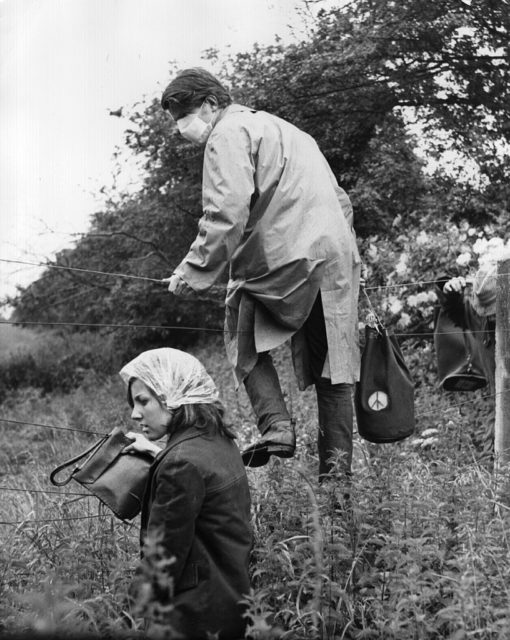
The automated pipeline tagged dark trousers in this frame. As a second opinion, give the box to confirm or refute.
[243,294,353,477]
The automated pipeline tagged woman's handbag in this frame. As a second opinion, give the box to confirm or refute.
[434,307,487,392]
[355,323,415,443]
[50,427,153,520]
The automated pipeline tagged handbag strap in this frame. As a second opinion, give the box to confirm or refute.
[50,435,109,486]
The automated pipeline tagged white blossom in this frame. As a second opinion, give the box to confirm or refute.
[416,231,429,245]
[395,253,408,276]
[407,291,436,307]
[389,297,403,314]
[415,292,430,305]
[420,437,439,449]
[421,428,439,438]
[473,238,488,255]
[367,243,378,261]
[397,312,411,328]
[456,252,471,267]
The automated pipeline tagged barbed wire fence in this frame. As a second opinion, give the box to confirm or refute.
[0,255,508,525]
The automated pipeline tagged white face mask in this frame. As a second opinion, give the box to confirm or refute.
[177,110,213,145]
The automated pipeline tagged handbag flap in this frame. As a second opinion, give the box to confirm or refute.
[74,428,130,483]
[84,453,152,519]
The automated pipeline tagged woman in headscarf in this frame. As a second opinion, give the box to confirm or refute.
[119,348,252,640]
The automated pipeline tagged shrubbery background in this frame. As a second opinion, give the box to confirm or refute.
[0,333,505,639]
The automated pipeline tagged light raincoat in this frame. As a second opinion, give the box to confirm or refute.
[174,105,361,388]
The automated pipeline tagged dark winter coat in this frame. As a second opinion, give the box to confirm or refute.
[140,424,252,640]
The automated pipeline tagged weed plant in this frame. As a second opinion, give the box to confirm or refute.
[0,336,506,639]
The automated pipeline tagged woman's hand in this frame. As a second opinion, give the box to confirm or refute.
[123,432,162,458]
[444,276,467,294]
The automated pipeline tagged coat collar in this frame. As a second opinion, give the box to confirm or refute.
[153,426,205,465]
[214,103,255,128]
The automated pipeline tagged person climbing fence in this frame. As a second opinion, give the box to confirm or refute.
[160,67,360,481]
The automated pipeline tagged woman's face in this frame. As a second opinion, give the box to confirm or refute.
[130,379,173,441]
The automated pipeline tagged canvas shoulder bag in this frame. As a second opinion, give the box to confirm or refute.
[355,289,415,443]
[50,427,153,520]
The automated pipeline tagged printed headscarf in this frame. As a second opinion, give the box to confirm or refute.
[119,348,220,409]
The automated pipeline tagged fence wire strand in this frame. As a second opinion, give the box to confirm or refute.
[0,514,120,526]
[414,390,499,420]
[0,486,91,497]
[0,318,233,334]
[1,389,507,441]
[0,389,507,526]
[0,417,106,436]
[0,257,162,283]
[1,251,509,528]
[2,317,509,339]
[2,256,509,293]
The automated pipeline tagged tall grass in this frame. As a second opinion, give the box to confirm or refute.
[0,336,505,639]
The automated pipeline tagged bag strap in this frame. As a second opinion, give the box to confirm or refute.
[361,285,384,334]
[49,435,109,486]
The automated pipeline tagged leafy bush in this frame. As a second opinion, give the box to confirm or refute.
[360,215,510,336]
[0,331,121,402]
[10,0,509,349]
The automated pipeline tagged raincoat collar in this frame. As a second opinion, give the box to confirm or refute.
[214,103,255,128]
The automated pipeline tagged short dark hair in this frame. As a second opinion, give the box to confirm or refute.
[161,67,232,115]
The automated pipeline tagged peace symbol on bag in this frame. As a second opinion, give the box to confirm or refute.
[367,391,389,411]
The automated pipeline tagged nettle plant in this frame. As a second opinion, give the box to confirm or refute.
[359,220,510,333]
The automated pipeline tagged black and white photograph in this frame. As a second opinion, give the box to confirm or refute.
[1,1,509,638]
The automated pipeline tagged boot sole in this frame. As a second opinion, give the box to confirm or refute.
[242,443,295,467]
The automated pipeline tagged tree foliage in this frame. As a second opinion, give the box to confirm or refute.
[10,0,510,356]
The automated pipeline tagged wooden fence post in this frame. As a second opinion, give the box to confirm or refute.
[494,257,510,477]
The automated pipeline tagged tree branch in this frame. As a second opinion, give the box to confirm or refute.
[85,230,171,266]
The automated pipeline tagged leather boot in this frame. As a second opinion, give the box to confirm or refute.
[241,421,296,468]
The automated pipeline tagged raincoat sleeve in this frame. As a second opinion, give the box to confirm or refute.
[173,125,256,292]
[320,156,354,228]
[334,185,354,229]
[148,458,206,585]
